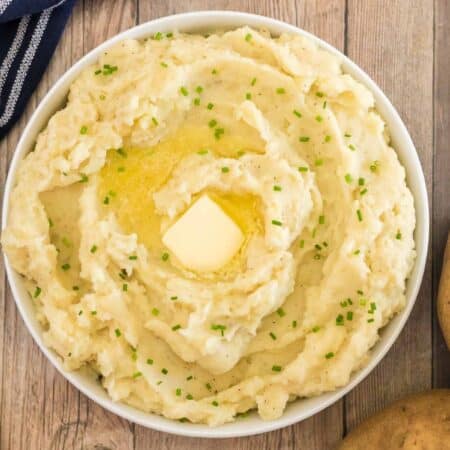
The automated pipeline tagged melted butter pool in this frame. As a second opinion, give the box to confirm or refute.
[99,125,264,278]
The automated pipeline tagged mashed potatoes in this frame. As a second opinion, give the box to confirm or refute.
[1,27,416,425]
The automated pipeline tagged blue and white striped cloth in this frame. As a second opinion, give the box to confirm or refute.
[0,0,76,139]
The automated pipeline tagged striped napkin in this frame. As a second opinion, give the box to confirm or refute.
[0,0,76,140]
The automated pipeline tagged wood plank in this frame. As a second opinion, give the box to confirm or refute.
[433,0,450,388]
[135,1,345,449]
[344,0,434,432]
[0,1,136,449]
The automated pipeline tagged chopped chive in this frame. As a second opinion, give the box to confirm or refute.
[293,109,302,118]
[79,173,89,183]
[153,32,163,40]
[72,286,79,291]
[323,101,327,109]
[245,33,252,42]
[356,209,363,222]
[160,62,168,68]
[152,117,159,126]
[90,245,98,253]
[367,318,374,323]
[166,32,173,38]
[347,311,353,321]
[299,239,305,248]
[208,119,217,128]
[99,94,106,100]
[211,324,227,336]
[298,166,308,172]
[212,400,219,407]
[315,115,323,122]
[129,255,138,260]
[62,237,71,247]
[359,299,367,306]
[132,372,142,379]
[152,308,160,316]
[221,166,230,173]
[314,254,321,260]
[271,219,283,226]
[115,328,121,337]
[193,97,200,106]
[161,252,169,261]
[197,149,208,155]
[276,308,286,317]
[103,196,110,205]
[396,231,402,240]
[348,144,356,151]
[245,92,252,100]
[312,325,321,333]
[186,393,193,400]
[34,286,42,298]
[172,324,181,331]
[276,87,285,94]
[61,263,71,271]
[170,296,178,300]
[292,320,297,328]
[348,298,353,305]
[122,283,128,292]
[195,85,203,94]
[345,173,353,184]
[340,300,348,307]
[358,177,365,186]
[299,136,310,142]
[269,332,277,340]
[354,249,361,255]
[91,310,97,315]
[179,86,189,96]
[315,159,323,166]
[116,147,127,157]
[211,68,218,75]
[214,128,224,139]
[272,365,282,372]
[207,102,214,110]
[315,244,322,250]
[94,69,101,75]
[176,388,182,396]
[186,375,193,381]
[370,161,379,172]
[325,352,334,359]
[370,302,377,311]
[357,289,364,295]
[117,167,125,172]
[319,215,325,224]
[324,135,332,142]
[161,368,168,375]
[48,218,54,227]
[273,185,282,191]
[146,358,154,365]
[360,188,368,196]
[344,133,352,137]
[80,126,88,135]
[237,150,245,157]
[316,91,324,97]
[206,383,212,390]
[251,77,257,86]
[336,314,345,326]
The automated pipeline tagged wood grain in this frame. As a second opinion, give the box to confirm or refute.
[344,0,434,432]
[0,0,447,449]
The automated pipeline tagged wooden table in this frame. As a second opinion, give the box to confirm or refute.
[0,1,448,449]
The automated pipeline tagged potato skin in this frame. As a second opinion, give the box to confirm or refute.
[337,390,450,450]
[438,232,450,349]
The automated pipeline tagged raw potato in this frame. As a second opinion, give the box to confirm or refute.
[438,232,450,349]
[337,390,450,450]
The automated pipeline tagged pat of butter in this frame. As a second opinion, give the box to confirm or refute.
[162,195,244,272]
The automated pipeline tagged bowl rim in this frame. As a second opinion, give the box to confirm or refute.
[1,10,429,439]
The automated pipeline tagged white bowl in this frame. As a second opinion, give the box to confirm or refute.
[2,11,429,439]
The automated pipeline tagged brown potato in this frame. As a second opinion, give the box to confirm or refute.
[337,390,450,450]
[438,231,450,349]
